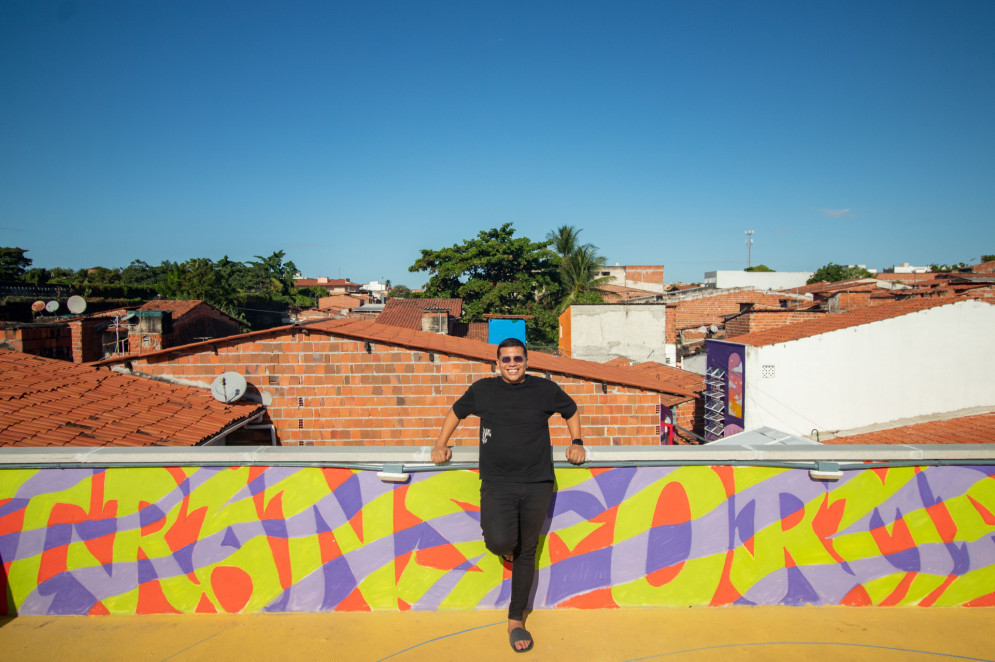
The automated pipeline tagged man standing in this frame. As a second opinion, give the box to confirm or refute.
[432,338,585,653]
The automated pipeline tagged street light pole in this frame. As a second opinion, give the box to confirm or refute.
[745,230,754,268]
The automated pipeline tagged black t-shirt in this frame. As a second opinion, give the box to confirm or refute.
[452,374,578,483]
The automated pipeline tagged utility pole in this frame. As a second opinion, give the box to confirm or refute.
[745,230,754,268]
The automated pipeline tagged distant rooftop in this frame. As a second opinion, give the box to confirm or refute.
[377,298,462,329]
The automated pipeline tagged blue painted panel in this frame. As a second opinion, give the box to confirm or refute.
[488,319,527,345]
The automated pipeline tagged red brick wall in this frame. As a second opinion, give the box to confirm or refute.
[125,328,692,447]
[69,319,105,363]
[672,397,702,444]
[625,266,664,285]
[0,326,72,361]
[318,294,367,311]
[725,311,824,338]
[667,291,794,343]
[828,291,872,312]
[166,306,241,347]
[972,287,995,303]
[129,332,163,354]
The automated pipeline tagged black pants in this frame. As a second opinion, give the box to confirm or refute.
[479,480,554,621]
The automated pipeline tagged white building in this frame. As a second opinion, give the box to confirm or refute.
[703,296,995,440]
[359,280,390,303]
[558,303,668,363]
[882,262,930,274]
[704,271,813,290]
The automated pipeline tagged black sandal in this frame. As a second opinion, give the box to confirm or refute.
[509,627,533,653]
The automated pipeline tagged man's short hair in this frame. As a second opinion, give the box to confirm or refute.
[496,337,527,359]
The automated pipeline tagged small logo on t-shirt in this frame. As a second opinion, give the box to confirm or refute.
[481,427,492,444]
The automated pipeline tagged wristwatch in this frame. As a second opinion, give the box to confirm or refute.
[571,439,584,446]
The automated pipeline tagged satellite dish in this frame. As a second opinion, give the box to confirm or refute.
[45,300,59,313]
[67,296,87,314]
[709,324,719,333]
[211,372,247,404]
[31,300,46,312]
[122,311,136,321]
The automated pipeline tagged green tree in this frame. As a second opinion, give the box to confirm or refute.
[545,226,612,312]
[120,259,168,287]
[157,258,243,321]
[930,262,967,273]
[557,244,612,312]
[409,223,561,343]
[388,284,412,298]
[47,267,80,284]
[0,247,32,281]
[546,225,582,260]
[807,263,872,284]
[216,256,254,293]
[161,258,219,300]
[745,264,774,272]
[82,266,120,287]
[247,250,297,296]
[23,268,50,285]
[7,248,318,329]
[981,254,995,263]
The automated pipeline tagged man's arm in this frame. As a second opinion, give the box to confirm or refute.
[431,408,461,464]
[563,411,586,464]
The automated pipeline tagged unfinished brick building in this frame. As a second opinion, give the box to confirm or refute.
[94,318,702,447]
[0,322,73,361]
[67,300,243,363]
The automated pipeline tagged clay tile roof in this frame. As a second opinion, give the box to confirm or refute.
[318,294,367,311]
[93,316,703,402]
[0,350,263,447]
[781,278,879,295]
[450,321,489,342]
[874,272,935,283]
[305,318,699,402]
[627,361,705,395]
[823,412,995,445]
[728,296,984,347]
[377,298,463,329]
[138,299,204,318]
[600,284,662,302]
[296,278,360,288]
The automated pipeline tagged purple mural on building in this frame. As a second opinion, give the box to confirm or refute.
[705,340,746,440]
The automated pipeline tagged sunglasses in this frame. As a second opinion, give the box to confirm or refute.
[499,355,525,364]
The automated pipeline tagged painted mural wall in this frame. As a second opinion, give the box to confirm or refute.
[2,463,995,616]
[705,340,746,440]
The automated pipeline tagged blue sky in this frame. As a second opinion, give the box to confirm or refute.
[2,1,993,287]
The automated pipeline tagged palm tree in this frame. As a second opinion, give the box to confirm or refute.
[557,244,613,312]
[545,225,615,311]
[546,225,582,260]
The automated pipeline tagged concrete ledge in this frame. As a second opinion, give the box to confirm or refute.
[2,443,994,468]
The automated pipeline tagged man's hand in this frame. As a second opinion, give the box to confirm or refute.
[432,445,452,464]
[565,444,586,465]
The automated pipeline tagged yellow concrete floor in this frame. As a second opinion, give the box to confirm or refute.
[2,607,994,662]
